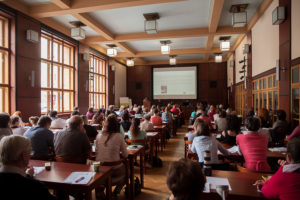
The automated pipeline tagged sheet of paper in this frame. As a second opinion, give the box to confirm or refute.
[64,172,96,185]
[147,132,157,136]
[127,145,142,150]
[227,145,239,153]
[33,167,44,176]
[268,147,287,152]
[203,182,210,193]
[206,177,232,191]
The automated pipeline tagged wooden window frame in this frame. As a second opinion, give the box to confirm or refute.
[0,14,10,113]
[252,73,279,123]
[89,54,107,109]
[41,31,75,113]
[235,83,247,119]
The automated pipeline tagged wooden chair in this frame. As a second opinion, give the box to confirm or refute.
[237,165,273,174]
[55,156,86,164]
[99,159,131,200]
[184,137,198,161]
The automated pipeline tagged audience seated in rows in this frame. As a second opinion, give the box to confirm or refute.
[49,111,66,129]
[162,106,173,127]
[197,110,212,128]
[54,116,91,161]
[258,108,271,128]
[0,135,56,199]
[128,118,147,142]
[237,117,271,172]
[256,137,300,200]
[95,114,128,198]
[270,110,289,146]
[134,106,144,119]
[12,111,24,128]
[170,104,180,116]
[191,119,230,167]
[221,114,240,146]
[215,110,227,132]
[11,116,26,136]
[86,107,94,120]
[151,108,163,126]
[189,107,197,125]
[140,114,154,132]
[0,113,12,140]
[24,116,54,159]
[208,105,216,121]
[82,115,98,139]
[92,109,104,125]
[29,116,39,127]
[120,110,131,132]
[166,158,205,200]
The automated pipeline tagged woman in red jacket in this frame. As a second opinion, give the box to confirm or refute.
[255,137,300,200]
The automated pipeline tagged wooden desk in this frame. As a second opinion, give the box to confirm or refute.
[202,170,270,200]
[127,145,145,200]
[154,125,167,151]
[29,160,113,200]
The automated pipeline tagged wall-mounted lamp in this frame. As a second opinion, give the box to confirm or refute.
[272,6,285,25]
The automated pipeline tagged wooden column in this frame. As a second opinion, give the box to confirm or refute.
[279,0,291,120]
[246,31,253,112]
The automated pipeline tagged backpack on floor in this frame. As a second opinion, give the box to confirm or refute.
[152,156,163,168]
[125,176,141,196]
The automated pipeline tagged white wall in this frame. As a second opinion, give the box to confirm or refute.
[227,54,234,87]
[252,0,279,76]
[292,0,300,60]
[109,59,127,106]
[235,36,248,83]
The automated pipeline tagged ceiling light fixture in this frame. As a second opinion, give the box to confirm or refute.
[219,36,231,51]
[215,54,222,63]
[160,40,171,55]
[70,21,86,40]
[106,44,117,57]
[143,13,160,34]
[169,55,176,65]
[127,58,134,67]
[230,4,248,28]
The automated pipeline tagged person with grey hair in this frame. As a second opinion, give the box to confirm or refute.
[140,114,154,132]
[0,135,56,199]
[54,116,91,162]
[24,116,54,160]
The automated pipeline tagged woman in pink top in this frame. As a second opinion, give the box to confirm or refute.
[86,107,94,119]
[287,125,300,140]
[255,138,300,200]
[236,117,271,172]
[151,108,163,126]
[208,105,216,121]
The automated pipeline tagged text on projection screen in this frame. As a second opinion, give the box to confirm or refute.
[153,66,197,99]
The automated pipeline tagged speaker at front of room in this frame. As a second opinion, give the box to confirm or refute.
[136,82,142,90]
[210,81,217,88]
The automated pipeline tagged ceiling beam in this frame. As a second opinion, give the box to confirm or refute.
[30,0,187,18]
[84,26,247,44]
[1,0,30,15]
[135,58,216,66]
[51,0,71,9]
[115,47,231,58]
[247,0,273,31]
[205,0,224,61]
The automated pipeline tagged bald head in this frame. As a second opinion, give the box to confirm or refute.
[69,115,84,130]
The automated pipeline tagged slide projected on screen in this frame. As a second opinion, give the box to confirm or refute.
[153,67,197,99]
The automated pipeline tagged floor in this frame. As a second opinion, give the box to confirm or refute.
[118,125,186,200]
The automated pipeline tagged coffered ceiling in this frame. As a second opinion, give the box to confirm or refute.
[3,0,273,65]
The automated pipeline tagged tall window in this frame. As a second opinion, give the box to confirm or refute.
[0,15,10,113]
[41,32,75,113]
[89,54,107,109]
[291,65,300,128]
[235,83,247,118]
[252,74,279,122]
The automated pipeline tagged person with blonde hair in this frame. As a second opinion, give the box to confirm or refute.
[12,111,24,128]
[10,116,26,136]
[28,116,39,127]
[0,135,56,199]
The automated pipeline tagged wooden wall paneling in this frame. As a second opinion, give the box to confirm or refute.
[279,0,291,120]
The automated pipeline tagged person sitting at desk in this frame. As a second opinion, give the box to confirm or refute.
[29,116,39,127]
[49,111,66,129]
[24,116,54,160]
[197,110,212,129]
[287,125,300,140]
[0,113,12,141]
[95,114,128,198]
[170,104,179,116]
[134,106,144,119]
[215,110,227,132]
[11,116,26,136]
[120,110,131,132]
[12,111,24,128]
[236,117,271,172]
[92,109,104,125]
[54,116,91,162]
[140,114,154,132]
[256,137,300,200]
[128,118,147,141]
[82,115,98,139]
[86,107,94,120]
[151,108,163,126]
[221,114,240,146]
[0,135,56,199]
[166,158,205,200]
[191,120,230,169]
